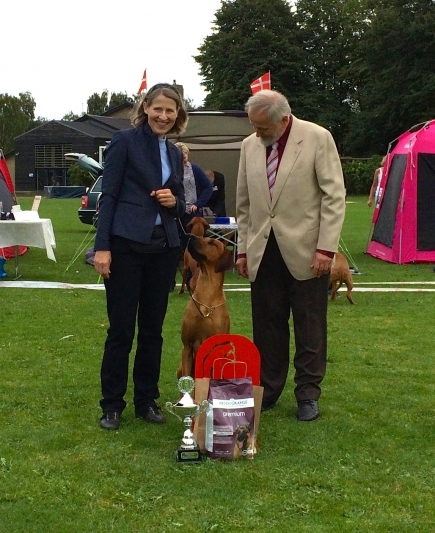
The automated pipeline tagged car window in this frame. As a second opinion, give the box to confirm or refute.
[91,177,103,193]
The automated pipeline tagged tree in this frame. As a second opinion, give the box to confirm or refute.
[67,162,95,187]
[108,91,134,110]
[293,0,370,154]
[0,92,36,153]
[195,0,305,110]
[184,96,197,110]
[62,111,82,121]
[87,91,134,115]
[355,0,435,153]
[87,90,109,115]
[32,116,49,128]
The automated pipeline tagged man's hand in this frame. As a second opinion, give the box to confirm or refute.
[94,250,112,279]
[311,251,333,278]
[236,257,249,279]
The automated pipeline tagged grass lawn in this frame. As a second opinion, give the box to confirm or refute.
[1,196,435,532]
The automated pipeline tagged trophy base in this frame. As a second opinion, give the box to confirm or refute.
[176,445,203,464]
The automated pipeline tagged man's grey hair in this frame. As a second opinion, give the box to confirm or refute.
[245,90,291,123]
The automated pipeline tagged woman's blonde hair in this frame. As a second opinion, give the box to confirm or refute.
[174,142,189,155]
[130,83,188,135]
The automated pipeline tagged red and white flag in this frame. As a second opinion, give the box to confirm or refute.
[250,71,271,94]
[137,69,147,94]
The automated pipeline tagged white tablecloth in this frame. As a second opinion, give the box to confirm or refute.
[208,223,238,246]
[0,219,57,261]
[208,224,238,267]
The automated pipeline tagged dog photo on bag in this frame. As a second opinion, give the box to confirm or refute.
[205,378,256,461]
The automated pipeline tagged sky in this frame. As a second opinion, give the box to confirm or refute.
[1,0,223,120]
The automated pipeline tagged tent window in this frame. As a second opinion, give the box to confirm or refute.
[417,153,435,251]
[372,154,407,247]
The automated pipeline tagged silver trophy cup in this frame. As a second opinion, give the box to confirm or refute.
[165,376,209,463]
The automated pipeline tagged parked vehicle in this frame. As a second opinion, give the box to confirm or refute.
[65,153,103,225]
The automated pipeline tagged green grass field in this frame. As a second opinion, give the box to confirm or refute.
[1,197,435,532]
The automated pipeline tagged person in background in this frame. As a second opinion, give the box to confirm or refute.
[204,169,226,217]
[236,89,346,422]
[173,142,213,248]
[94,83,188,430]
[368,156,386,207]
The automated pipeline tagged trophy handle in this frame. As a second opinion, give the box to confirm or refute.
[165,401,182,422]
[198,399,209,415]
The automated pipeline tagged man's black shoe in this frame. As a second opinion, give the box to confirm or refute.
[297,400,319,422]
[136,405,166,424]
[261,401,277,412]
[100,411,120,430]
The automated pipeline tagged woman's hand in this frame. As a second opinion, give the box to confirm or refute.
[190,205,198,213]
[151,189,176,208]
[94,250,112,279]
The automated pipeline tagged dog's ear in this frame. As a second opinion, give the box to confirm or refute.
[214,248,235,273]
[186,219,194,231]
[202,219,210,230]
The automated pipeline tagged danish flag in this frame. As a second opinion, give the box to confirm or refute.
[137,69,147,94]
[250,71,271,94]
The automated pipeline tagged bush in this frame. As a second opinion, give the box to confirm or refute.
[342,156,383,195]
[67,163,95,188]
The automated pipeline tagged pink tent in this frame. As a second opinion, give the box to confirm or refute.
[366,120,435,264]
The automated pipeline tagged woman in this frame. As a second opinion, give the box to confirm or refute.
[368,156,386,207]
[94,83,188,430]
[173,142,212,248]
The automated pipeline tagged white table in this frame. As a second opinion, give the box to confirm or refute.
[208,223,238,264]
[0,219,57,277]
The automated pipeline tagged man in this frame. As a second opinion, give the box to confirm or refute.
[236,90,345,421]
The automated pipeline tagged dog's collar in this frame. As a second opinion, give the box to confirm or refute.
[191,296,226,318]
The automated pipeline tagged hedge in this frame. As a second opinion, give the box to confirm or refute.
[341,155,384,196]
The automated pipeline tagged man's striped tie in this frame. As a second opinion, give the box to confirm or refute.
[266,142,279,198]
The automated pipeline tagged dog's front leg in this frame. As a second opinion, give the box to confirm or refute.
[179,345,195,378]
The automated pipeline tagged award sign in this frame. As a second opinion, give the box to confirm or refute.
[165,376,209,464]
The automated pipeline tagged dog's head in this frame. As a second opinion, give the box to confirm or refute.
[187,235,235,273]
[186,217,210,237]
[235,424,251,450]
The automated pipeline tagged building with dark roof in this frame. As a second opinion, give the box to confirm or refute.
[14,114,131,191]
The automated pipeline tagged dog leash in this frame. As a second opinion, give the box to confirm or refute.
[190,296,227,318]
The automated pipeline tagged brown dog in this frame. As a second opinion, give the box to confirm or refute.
[329,252,355,304]
[179,217,210,294]
[178,235,234,378]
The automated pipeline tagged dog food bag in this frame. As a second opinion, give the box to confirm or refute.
[205,378,256,460]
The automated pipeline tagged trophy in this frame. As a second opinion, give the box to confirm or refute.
[165,376,209,464]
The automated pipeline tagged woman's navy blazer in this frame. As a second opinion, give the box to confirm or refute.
[94,123,185,251]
